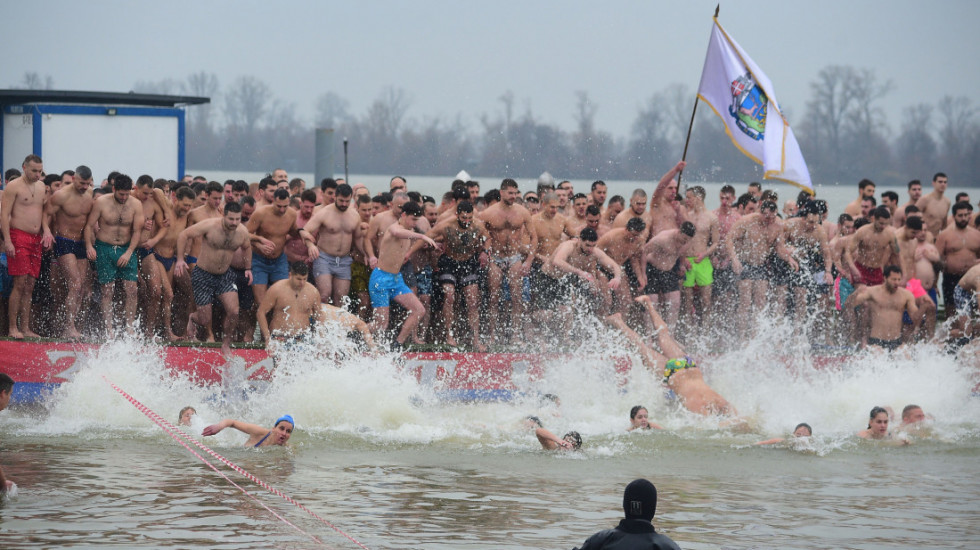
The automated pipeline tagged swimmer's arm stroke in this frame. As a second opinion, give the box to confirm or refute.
[202,419,267,438]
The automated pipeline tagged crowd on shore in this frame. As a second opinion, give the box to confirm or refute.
[1,155,979,361]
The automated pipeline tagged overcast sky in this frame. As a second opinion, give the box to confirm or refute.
[7,0,979,137]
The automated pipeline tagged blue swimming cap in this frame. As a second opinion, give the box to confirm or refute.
[274,414,295,427]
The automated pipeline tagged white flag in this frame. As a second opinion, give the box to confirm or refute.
[696,19,812,192]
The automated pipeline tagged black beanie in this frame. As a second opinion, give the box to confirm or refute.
[623,479,657,521]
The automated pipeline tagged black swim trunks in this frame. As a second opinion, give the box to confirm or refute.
[191,268,237,306]
[437,254,481,287]
[644,260,681,295]
[867,337,902,351]
[739,262,767,281]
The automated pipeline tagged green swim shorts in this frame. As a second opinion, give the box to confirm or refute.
[94,239,138,285]
[683,257,714,288]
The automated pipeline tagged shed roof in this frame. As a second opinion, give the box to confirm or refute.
[0,89,209,108]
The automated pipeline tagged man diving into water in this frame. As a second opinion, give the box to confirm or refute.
[605,296,737,417]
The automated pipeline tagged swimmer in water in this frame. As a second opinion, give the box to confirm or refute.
[1,373,14,492]
[628,405,664,431]
[605,296,738,417]
[202,414,295,447]
[178,406,196,427]
[535,427,582,451]
[898,404,932,434]
[754,422,812,445]
[857,406,909,444]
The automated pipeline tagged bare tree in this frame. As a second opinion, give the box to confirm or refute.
[895,103,936,177]
[224,76,271,132]
[132,78,182,95]
[314,91,351,129]
[185,71,219,130]
[937,95,976,169]
[21,72,53,90]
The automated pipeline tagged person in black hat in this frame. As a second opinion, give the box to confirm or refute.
[574,478,681,549]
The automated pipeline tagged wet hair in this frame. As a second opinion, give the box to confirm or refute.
[176,186,197,202]
[748,182,762,191]
[883,265,902,278]
[500,178,519,190]
[301,189,318,204]
[629,405,647,419]
[202,181,220,196]
[232,180,249,193]
[572,192,588,202]
[114,174,133,191]
[853,218,871,230]
[904,216,923,231]
[224,201,243,214]
[541,393,560,406]
[736,193,758,209]
[585,204,601,216]
[626,217,647,233]
[241,196,256,208]
[579,227,598,242]
[760,200,777,213]
[591,180,606,191]
[273,188,290,201]
[901,404,922,418]
[457,201,473,214]
[796,190,812,208]
[794,423,812,436]
[485,189,501,202]
[858,178,876,191]
[0,372,13,394]
[907,179,921,190]
[760,190,778,203]
[861,196,877,207]
[407,191,422,204]
[688,186,706,200]
[882,191,899,203]
[904,204,920,215]
[679,221,696,237]
[401,201,422,217]
[838,213,853,225]
[868,406,889,427]
[452,186,469,201]
[933,172,946,182]
[191,182,206,196]
[132,174,151,188]
[525,415,543,428]
[952,201,973,215]
[289,261,309,276]
[720,184,736,196]
[608,195,625,206]
[872,206,891,219]
[178,406,196,423]
[259,176,275,191]
[356,194,372,206]
[630,188,647,199]
[319,178,337,193]
[562,431,582,450]
[44,173,60,186]
[799,201,820,217]
[4,168,21,182]
[327,183,349,199]
[466,180,480,191]
[813,199,828,215]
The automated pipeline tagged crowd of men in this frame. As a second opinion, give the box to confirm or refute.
[1,154,978,355]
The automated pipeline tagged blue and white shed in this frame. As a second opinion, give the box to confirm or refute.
[1,90,209,181]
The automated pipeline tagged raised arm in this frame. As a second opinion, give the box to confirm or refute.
[202,418,268,438]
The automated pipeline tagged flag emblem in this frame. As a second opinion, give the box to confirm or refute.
[729,73,767,141]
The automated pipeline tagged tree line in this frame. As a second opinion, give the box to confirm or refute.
[14,68,980,186]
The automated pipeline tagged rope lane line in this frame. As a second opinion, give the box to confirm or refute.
[103,376,370,550]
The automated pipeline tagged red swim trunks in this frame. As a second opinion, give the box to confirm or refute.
[7,227,42,277]
[855,261,883,286]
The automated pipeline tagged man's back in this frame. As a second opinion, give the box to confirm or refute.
[576,518,682,550]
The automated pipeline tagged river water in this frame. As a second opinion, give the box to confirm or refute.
[2,317,979,549]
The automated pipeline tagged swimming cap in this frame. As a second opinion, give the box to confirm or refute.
[274,414,295,428]
[623,478,657,521]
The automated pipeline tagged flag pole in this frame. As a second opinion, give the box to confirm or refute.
[678,5,718,187]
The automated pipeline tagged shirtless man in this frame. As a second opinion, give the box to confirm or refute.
[479,179,536,342]
[547,227,623,317]
[646,161,687,237]
[782,201,833,334]
[899,216,940,341]
[597,217,648,314]
[133,176,170,337]
[247,188,314,312]
[641,222,696,330]
[180,182,225,338]
[283,190,316,266]
[726,201,796,339]
[151,186,197,341]
[418,201,489,349]
[936,201,980,315]
[893,180,923,229]
[1,155,51,338]
[303,184,365,307]
[590,180,607,210]
[84,174,144,338]
[568,193,590,232]
[257,261,323,349]
[175,202,251,357]
[851,265,917,351]
[680,186,720,331]
[602,195,625,229]
[606,297,737,417]
[844,179,876,218]
[318,302,379,352]
[368,201,439,350]
[349,195,374,320]
[46,165,95,339]
[203,414,294,448]
[365,191,407,270]
[612,189,648,234]
[844,207,901,345]
[916,172,950,237]
[711,185,741,333]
